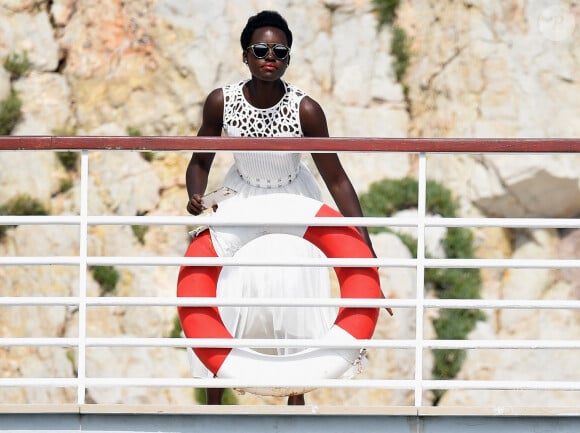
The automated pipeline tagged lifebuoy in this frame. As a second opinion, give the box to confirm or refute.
[177,193,381,396]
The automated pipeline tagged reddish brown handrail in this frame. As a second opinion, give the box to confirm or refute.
[0,136,578,152]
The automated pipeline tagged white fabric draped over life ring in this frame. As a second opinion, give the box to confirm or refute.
[177,193,381,396]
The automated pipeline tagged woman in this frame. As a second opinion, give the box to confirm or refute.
[182,10,389,406]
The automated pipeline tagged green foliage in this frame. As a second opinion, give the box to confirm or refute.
[0,52,31,135]
[141,152,154,162]
[56,151,79,172]
[52,127,78,136]
[360,177,417,219]
[140,151,155,163]
[0,194,49,239]
[426,268,481,300]
[443,227,475,259]
[391,25,411,82]
[220,388,239,405]
[194,388,238,405]
[54,150,78,194]
[0,89,22,135]
[370,1,410,83]
[431,348,467,397]
[359,177,485,404]
[360,177,458,223]
[0,194,48,216]
[58,178,74,194]
[90,266,120,295]
[66,348,77,372]
[168,315,183,339]
[131,211,149,245]
[433,309,486,341]
[131,225,149,245]
[372,0,401,26]
[127,126,142,136]
[3,52,31,78]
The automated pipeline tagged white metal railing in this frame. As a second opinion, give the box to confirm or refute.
[0,138,579,408]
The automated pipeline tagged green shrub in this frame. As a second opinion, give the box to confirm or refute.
[52,127,78,136]
[56,151,79,172]
[372,0,401,26]
[3,52,31,78]
[371,1,410,83]
[391,25,411,82]
[66,348,78,375]
[0,89,22,135]
[58,178,74,194]
[168,315,183,339]
[359,178,485,405]
[360,177,418,219]
[126,126,142,136]
[131,224,149,245]
[0,194,49,239]
[131,211,149,245]
[140,152,154,162]
[90,266,120,295]
[360,177,458,222]
[0,52,31,135]
[0,194,48,216]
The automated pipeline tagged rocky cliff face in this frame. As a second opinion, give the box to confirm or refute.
[0,0,578,407]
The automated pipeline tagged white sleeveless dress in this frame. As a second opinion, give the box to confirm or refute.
[188,80,337,378]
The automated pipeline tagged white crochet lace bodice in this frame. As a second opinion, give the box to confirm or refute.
[222,80,307,188]
[223,79,306,137]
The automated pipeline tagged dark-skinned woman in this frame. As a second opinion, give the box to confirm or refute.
[181,10,391,406]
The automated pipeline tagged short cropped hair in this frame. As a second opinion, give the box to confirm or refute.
[240,10,293,49]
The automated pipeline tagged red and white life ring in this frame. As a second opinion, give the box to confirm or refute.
[177,193,381,396]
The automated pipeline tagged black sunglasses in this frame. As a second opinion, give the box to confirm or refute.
[247,43,290,61]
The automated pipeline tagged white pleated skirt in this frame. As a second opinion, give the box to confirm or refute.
[187,162,337,378]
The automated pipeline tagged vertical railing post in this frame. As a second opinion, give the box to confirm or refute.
[77,149,89,404]
[414,152,427,407]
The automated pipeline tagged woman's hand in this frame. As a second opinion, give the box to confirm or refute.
[187,194,204,215]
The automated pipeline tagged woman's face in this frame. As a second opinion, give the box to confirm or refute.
[243,26,290,81]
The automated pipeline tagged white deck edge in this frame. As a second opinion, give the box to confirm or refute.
[0,404,578,417]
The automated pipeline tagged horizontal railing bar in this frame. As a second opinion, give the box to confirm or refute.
[2,297,580,310]
[423,380,580,391]
[0,297,81,306]
[0,216,81,225]
[1,256,579,268]
[426,217,580,229]
[1,337,577,350]
[2,215,579,229]
[83,378,580,391]
[0,378,79,387]
[424,340,580,349]
[0,338,79,347]
[422,299,580,309]
[0,377,416,390]
[0,136,578,153]
[2,377,577,391]
[0,337,409,349]
[0,296,402,308]
[0,257,81,265]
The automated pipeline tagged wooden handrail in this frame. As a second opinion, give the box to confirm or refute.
[0,136,578,152]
